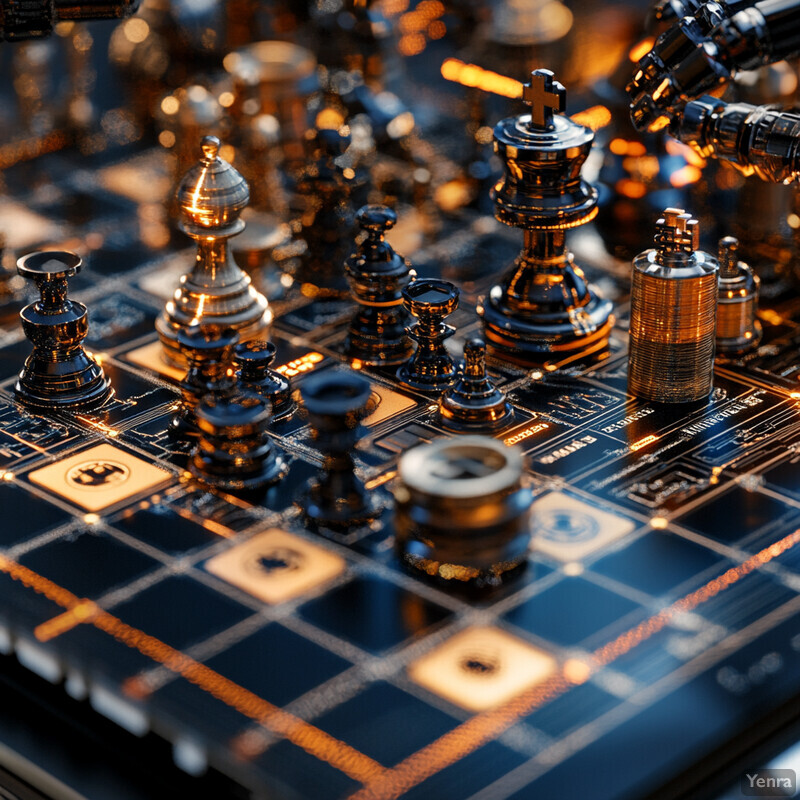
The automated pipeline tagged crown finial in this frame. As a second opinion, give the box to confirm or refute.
[522,69,566,130]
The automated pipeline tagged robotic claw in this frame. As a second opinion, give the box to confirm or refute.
[627,0,800,183]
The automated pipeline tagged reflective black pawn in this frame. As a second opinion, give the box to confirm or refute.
[190,394,288,495]
[15,251,112,411]
[397,278,459,393]
[234,340,295,421]
[345,205,414,366]
[438,338,514,432]
[300,370,378,529]
[172,325,238,436]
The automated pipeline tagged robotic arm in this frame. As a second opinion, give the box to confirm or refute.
[0,0,141,41]
[627,0,800,181]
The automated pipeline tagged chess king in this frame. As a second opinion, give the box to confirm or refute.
[479,70,615,365]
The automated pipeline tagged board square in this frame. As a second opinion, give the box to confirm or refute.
[408,626,557,712]
[27,444,173,512]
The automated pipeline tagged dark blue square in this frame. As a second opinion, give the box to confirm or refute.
[313,682,458,767]
[503,577,644,647]
[526,681,619,738]
[300,577,452,654]
[111,507,216,555]
[20,530,158,598]
[0,484,71,546]
[592,531,727,597]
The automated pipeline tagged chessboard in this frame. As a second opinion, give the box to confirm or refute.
[2,5,800,800]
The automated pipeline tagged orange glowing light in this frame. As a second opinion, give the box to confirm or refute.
[629,37,655,62]
[570,105,611,131]
[616,179,647,199]
[630,434,659,451]
[276,352,325,379]
[440,59,523,100]
[670,164,703,187]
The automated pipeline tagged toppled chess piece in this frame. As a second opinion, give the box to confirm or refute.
[172,325,238,436]
[300,370,378,529]
[15,250,112,411]
[716,236,762,356]
[233,340,295,421]
[479,70,614,364]
[156,135,271,368]
[345,205,414,366]
[397,278,459,393]
[190,394,288,493]
[438,338,514,432]
[395,436,533,588]
[628,209,718,403]
[291,127,358,293]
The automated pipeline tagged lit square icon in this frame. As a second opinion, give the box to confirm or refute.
[363,383,417,428]
[125,339,185,381]
[531,491,636,562]
[206,528,346,605]
[28,443,173,512]
[408,626,557,712]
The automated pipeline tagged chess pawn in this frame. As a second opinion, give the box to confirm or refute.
[172,325,238,436]
[190,394,288,493]
[15,251,112,411]
[300,370,378,529]
[397,279,459,393]
[479,70,614,365]
[233,340,295,421]
[345,205,414,366]
[291,127,358,294]
[438,338,514,432]
[156,136,271,369]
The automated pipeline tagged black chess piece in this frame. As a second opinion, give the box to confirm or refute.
[345,205,414,366]
[15,250,112,411]
[438,338,514,432]
[397,279,459,393]
[172,325,238,436]
[291,127,358,293]
[300,370,378,529]
[190,393,288,493]
[479,70,614,365]
[233,340,295,421]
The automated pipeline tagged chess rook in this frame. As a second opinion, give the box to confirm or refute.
[156,135,271,368]
[394,437,533,588]
[345,205,414,366]
[300,370,378,529]
[190,394,288,493]
[628,209,719,403]
[479,69,614,365]
[15,250,112,411]
[397,278,459,393]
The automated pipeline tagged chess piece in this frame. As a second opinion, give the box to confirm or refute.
[628,209,718,403]
[345,205,414,366]
[479,70,614,365]
[172,325,238,436]
[233,340,295,421]
[300,370,378,529]
[716,236,762,356]
[291,127,358,294]
[438,338,514,432]
[156,136,271,369]
[190,394,288,493]
[397,279,459,393]
[395,436,532,588]
[15,251,112,411]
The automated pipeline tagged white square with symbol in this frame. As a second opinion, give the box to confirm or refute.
[408,626,557,712]
[206,529,346,605]
[531,491,636,561]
